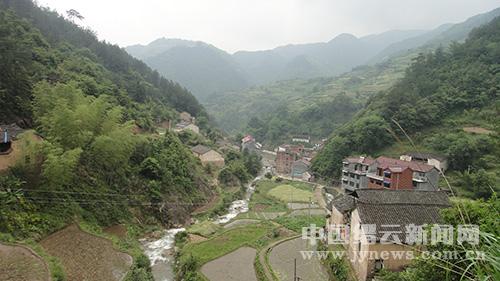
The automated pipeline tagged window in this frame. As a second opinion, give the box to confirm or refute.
[356,183,359,188]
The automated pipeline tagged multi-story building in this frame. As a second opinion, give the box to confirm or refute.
[275,146,297,174]
[367,156,440,191]
[341,156,374,191]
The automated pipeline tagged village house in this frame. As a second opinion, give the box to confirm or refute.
[291,158,313,181]
[328,193,356,225]
[0,124,23,154]
[174,121,200,134]
[241,135,261,152]
[191,145,225,168]
[275,144,304,174]
[400,151,448,172]
[292,135,310,143]
[341,156,375,191]
[367,156,440,191]
[336,189,451,281]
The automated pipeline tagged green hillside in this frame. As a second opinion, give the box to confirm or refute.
[0,0,214,240]
[312,17,500,199]
[205,49,417,145]
[0,0,207,127]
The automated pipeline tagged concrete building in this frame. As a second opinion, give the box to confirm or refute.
[367,156,440,191]
[191,145,225,168]
[341,156,375,191]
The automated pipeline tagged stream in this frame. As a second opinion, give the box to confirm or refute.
[140,173,263,281]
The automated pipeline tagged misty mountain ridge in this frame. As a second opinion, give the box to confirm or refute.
[125,7,500,99]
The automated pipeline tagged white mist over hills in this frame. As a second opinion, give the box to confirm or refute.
[126,7,500,100]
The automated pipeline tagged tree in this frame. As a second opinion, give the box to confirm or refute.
[66,9,84,22]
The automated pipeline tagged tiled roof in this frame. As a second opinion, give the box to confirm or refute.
[191,144,212,155]
[330,194,356,213]
[376,156,435,172]
[353,189,451,243]
[356,203,445,243]
[355,189,450,206]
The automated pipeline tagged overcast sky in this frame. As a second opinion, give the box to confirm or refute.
[39,0,499,53]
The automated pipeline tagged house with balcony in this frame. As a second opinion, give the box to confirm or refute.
[341,156,375,191]
[367,156,440,191]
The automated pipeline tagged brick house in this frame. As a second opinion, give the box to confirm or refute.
[275,147,296,174]
[367,156,440,191]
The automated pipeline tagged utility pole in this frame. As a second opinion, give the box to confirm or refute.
[294,258,297,281]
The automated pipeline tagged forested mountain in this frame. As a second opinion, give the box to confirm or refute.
[0,0,215,242]
[313,16,499,199]
[0,0,207,127]
[126,30,424,99]
[370,6,500,62]
[126,8,499,100]
[203,7,499,145]
[205,51,413,145]
[131,39,249,101]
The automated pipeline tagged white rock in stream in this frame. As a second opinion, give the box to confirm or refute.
[141,228,185,266]
[214,175,261,224]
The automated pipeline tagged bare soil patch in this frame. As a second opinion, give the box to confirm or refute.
[463,127,494,134]
[269,237,328,281]
[41,224,132,281]
[188,234,208,243]
[201,247,257,281]
[0,243,50,281]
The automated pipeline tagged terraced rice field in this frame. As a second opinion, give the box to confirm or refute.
[41,224,132,281]
[269,237,328,281]
[268,184,316,203]
[0,243,50,281]
[201,247,257,281]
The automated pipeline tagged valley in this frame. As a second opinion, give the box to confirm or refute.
[0,1,499,281]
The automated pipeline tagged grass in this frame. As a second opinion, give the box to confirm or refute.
[187,221,221,237]
[273,215,326,233]
[249,180,288,212]
[267,184,315,203]
[181,223,274,265]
